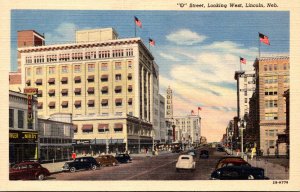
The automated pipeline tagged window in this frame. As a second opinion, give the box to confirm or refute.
[265,112,278,120]
[126,49,133,57]
[74,76,81,83]
[128,98,133,105]
[48,78,55,85]
[115,74,121,81]
[61,66,68,73]
[46,55,57,62]
[283,64,287,70]
[87,75,94,82]
[61,89,68,96]
[101,99,108,107]
[99,50,110,58]
[274,64,277,70]
[244,98,247,103]
[101,63,108,71]
[128,73,132,80]
[74,100,81,108]
[88,100,95,107]
[9,109,14,127]
[61,77,68,84]
[74,65,81,73]
[34,55,44,63]
[264,65,267,71]
[48,67,55,74]
[37,90,42,97]
[61,101,68,109]
[115,62,122,70]
[85,51,96,59]
[26,68,31,76]
[112,49,124,58]
[101,86,108,94]
[88,64,95,72]
[48,89,55,97]
[18,110,24,128]
[36,67,42,75]
[74,88,81,96]
[72,52,83,60]
[26,56,32,64]
[59,53,70,61]
[115,86,122,94]
[268,65,272,71]
[115,99,122,106]
[87,87,95,95]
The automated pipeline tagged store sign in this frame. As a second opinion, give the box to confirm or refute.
[9,130,38,143]
[24,88,38,95]
[24,88,37,123]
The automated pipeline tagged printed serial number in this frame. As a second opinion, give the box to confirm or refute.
[273,180,288,184]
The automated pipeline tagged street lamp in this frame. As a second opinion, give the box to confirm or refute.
[238,120,247,158]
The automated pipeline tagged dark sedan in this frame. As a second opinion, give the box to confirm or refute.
[62,157,100,172]
[10,161,50,180]
[199,150,209,159]
[210,166,268,180]
[115,153,132,163]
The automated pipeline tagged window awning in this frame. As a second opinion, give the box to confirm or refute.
[128,85,133,89]
[74,88,81,93]
[115,98,122,103]
[38,90,43,95]
[87,75,94,80]
[48,78,55,83]
[37,102,43,108]
[74,100,81,105]
[35,79,42,84]
[73,125,78,131]
[88,100,94,105]
[26,80,31,84]
[115,86,122,91]
[74,76,81,81]
[114,123,123,129]
[61,101,68,107]
[98,124,109,129]
[61,89,68,94]
[101,74,108,79]
[128,98,133,103]
[82,124,93,131]
[128,73,132,78]
[101,86,108,91]
[48,89,55,94]
[101,99,108,104]
[61,77,68,82]
[48,101,55,107]
[87,87,94,93]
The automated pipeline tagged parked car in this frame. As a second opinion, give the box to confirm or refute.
[115,153,132,163]
[215,156,251,170]
[187,150,196,157]
[216,147,225,152]
[95,155,118,166]
[172,147,183,153]
[210,166,268,180]
[176,155,196,172]
[62,157,100,172]
[9,161,50,180]
[199,150,209,159]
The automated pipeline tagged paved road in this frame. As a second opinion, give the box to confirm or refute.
[50,148,226,180]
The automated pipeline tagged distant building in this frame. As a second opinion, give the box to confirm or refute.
[159,94,167,143]
[253,56,289,156]
[173,115,201,145]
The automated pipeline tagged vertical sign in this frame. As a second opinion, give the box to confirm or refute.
[24,88,38,126]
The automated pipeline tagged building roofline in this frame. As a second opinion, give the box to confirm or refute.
[18,30,45,39]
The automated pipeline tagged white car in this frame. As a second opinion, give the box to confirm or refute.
[176,155,196,172]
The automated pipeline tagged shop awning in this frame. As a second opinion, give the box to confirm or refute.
[82,124,93,131]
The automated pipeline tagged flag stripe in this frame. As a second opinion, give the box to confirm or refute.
[134,16,142,28]
[259,32,270,45]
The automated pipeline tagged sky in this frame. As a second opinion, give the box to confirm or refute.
[11,10,289,142]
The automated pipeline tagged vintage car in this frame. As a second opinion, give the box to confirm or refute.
[176,155,196,172]
[9,161,51,180]
[62,157,100,172]
[95,155,118,166]
[210,166,269,180]
[215,156,251,170]
[114,153,132,163]
[199,149,209,159]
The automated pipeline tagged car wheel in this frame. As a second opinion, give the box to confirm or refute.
[37,173,45,180]
[248,175,254,180]
[70,167,76,173]
[91,165,97,170]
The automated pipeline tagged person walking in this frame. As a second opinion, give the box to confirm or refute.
[71,152,76,160]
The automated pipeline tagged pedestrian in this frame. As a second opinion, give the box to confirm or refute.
[146,147,148,154]
[275,147,279,158]
[71,152,76,160]
[267,148,270,157]
[251,147,256,160]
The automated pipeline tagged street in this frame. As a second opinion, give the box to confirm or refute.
[50,147,225,180]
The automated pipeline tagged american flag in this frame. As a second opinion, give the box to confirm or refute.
[240,57,246,64]
[134,16,142,28]
[259,32,270,45]
[149,38,155,46]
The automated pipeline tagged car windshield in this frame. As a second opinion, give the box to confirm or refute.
[181,157,190,160]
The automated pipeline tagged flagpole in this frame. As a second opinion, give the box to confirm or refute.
[258,32,261,58]
[239,58,241,71]
[135,23,136,37]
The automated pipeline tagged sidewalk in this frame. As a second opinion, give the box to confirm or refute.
[225,148,289,180]
[42,150,171,174]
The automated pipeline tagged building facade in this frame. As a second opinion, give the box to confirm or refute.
[173,115,201,145]
[9,90,38,163]
[159,94,167,143]
[165,86,173,119]
[18,28,157,154]
[254,56,289,155]
[38,114,74,162]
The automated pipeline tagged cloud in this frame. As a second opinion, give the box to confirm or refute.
[166,29,207,45]
[159,52,180,62]
[45,22,78,45]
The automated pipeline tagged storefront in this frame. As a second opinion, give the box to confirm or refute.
[9,130,38,164]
